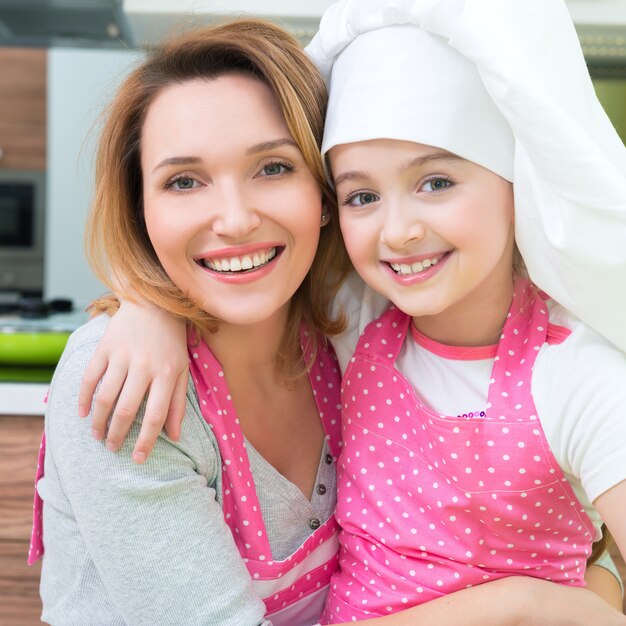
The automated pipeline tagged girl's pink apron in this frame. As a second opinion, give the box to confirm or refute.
[323,281,595,623]
[188,330,342,626]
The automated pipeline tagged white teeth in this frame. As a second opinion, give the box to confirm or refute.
[204,247,277,273]
[390,256,441,275]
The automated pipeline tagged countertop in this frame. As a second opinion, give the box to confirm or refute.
[0,382,48,415]
[0,309,88,415]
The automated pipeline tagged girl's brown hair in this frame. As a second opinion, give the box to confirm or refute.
[86,19,350,372]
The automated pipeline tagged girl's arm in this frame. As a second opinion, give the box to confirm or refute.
[78,298,188,463]
[351,574,625,626]
[595,480,626,606]
[585,559,624,612]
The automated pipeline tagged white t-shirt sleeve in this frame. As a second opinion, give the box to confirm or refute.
[532,303,626,504]
[331,272,390,374]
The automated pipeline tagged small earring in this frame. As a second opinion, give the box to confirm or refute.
[321,211,330,226]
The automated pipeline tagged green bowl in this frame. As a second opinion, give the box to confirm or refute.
[0,331,71,366]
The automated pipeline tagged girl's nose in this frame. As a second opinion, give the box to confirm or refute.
[380,200,426,250]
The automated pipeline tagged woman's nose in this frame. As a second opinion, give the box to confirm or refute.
[211,185,261,238]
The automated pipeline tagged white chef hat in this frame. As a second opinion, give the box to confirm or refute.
[306,0,626,352]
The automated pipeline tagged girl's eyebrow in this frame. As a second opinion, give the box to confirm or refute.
[333,170,368,187]
[402,151,463,171]
[333,152,462,188]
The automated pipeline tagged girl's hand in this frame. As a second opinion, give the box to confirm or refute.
[78,299,188,463]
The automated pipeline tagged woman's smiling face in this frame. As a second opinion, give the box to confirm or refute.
[141,74,323,328]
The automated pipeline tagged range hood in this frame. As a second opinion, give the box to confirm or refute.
[1,0,626,65]
[0,0,134,47]
[123,0,626,65]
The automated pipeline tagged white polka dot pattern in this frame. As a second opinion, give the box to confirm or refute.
[28,430,46,565]
[28,388,48,566]
[190,328,343,618]
[322,281,595,623]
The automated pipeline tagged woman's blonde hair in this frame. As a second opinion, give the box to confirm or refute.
[86,19,350,371]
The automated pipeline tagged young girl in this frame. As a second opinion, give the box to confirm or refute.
[68,0,626,623]
[306,0,626,621]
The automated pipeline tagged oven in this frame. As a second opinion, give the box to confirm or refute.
[0,169,45,296]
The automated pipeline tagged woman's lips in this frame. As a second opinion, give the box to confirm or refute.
[199,246,279,273]
[195,246,285,283]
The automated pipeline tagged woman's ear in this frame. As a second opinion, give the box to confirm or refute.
[320,203,331,227]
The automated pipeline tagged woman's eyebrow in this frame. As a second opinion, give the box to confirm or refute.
[152,156,201,173]
[150,139,297,173]
[246,138,298,154]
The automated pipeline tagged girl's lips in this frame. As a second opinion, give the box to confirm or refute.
[383,251,448,269]
[383,250,452,284]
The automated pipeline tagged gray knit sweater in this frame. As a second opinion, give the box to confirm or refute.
[38,315,336,625]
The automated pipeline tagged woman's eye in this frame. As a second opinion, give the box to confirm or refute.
[166,176,199,191]
[261,162,291,176]
[346,191,379,207]
[422,177,452,192]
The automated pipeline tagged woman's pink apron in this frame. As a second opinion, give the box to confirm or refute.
[322,281,595,623]
[188,330,342,626]
[29,331,342,626]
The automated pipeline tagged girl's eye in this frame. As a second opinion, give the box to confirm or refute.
[165,175,200,191]
[260,161,292,177]
[422,177,453,192]
[344,191,379,207]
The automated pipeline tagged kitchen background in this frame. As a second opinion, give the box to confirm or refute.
[0,1,625,624]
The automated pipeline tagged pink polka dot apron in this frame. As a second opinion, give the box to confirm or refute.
[189,329,342,626]
[322,280,595,623]
[28,388,48,566]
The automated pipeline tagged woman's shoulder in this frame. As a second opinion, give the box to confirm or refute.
[50,314,111,391]
[50,315,216,450]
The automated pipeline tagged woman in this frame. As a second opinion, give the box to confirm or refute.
[33,17,624,626]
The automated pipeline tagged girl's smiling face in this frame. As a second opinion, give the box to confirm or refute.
[329,138,516,344]
[141,74,323,329]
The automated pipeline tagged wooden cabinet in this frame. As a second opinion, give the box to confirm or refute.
[0,48,47,171]
[0,415,44,626]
